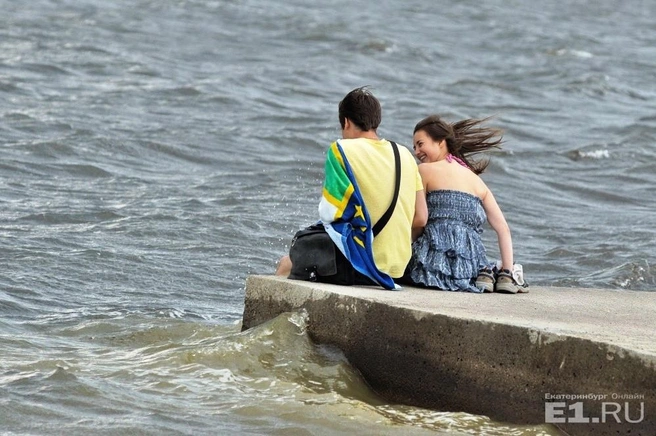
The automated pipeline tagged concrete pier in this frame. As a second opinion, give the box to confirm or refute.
[241,275,656,436]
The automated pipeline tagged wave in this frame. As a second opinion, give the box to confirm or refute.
[2,309,559,435]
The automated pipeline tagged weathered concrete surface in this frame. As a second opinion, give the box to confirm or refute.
[242,275,656,436]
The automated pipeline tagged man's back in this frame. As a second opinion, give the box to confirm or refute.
[338,138,423,278]
[276,86,427,288]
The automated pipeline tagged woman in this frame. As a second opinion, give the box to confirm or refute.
[403,114,527,293]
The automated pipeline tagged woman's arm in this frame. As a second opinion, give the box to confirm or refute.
[481,187,513,270]
[412,188,428,241]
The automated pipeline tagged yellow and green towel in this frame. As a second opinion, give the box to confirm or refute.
[318,141,398,290]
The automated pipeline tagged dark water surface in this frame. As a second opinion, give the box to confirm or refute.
[1,0,654,434]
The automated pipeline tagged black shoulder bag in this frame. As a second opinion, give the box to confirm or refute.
[288,141,401,285]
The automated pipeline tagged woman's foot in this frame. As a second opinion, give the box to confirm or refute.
[495,268,529,294]
[475,268,495,293]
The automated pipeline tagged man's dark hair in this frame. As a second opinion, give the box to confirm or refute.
[338,86,382,131]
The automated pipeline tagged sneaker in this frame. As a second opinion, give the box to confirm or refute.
[493,262,528,287]
[475,268,495,293]
[495,268,529,294]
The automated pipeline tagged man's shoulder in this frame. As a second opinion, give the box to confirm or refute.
[337,139,417,160]
[338,138,407,149]
[334,138,378,156]
[335,138,374,147]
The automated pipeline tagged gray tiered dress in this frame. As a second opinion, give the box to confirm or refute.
[406,190,493,292]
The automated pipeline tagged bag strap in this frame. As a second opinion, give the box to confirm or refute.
[372,141,401,237]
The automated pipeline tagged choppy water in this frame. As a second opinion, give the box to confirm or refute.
[1,0,654,434]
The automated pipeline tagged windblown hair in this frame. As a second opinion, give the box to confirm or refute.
[338,86,382,132]
[413,114,503,174]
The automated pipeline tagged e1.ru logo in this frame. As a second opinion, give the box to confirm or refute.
[545,401,645,424]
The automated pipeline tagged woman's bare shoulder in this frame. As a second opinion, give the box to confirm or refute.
[473,174,491,199]
[418,161,440,173]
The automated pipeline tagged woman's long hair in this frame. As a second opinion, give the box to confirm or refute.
[413,114,503,175]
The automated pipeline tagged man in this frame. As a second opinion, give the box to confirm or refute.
[276,87,427,288]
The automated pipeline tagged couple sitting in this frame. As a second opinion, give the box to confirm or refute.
[275,87,527,294]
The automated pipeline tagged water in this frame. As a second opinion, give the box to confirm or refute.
[1,0,654,434]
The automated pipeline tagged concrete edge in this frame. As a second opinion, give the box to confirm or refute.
[241,275,655,436]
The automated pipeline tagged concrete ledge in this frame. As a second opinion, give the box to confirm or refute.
[241,275,656,436]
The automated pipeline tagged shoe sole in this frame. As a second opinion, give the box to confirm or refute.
[495,283,519,294]
[475,281,494,293]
